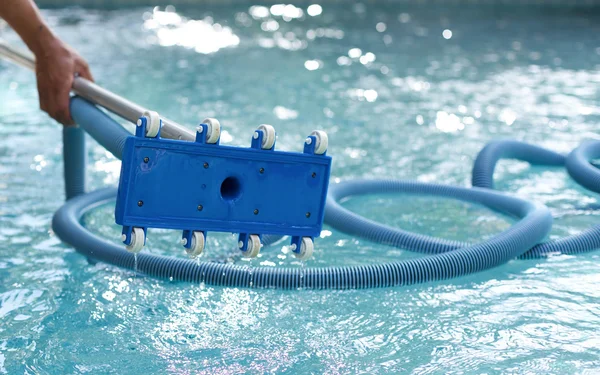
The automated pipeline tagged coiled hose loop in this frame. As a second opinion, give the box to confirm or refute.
[472,140,600,258]
[566,140,600,194]
[325,180,552,262]
[471,140,566,189]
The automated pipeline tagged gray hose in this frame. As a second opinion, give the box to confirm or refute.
[51,97,554,289]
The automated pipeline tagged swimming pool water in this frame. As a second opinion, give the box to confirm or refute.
[1,3,600,374]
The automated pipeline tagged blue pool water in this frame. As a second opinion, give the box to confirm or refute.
[1,3,600,373]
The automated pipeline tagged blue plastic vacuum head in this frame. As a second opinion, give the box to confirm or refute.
[115,113,331,260]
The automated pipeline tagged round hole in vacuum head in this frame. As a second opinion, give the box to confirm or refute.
[220,177,242,201]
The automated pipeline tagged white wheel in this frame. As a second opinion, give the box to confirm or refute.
[242,234,261,258]
[257,124,276,149]
[294,237,314,260]
[125,227,145,253]
[185,231,205,257]
[143,110,161,138]
[202,118,221,144]
[309,130,328,155]
[310,130,328,154]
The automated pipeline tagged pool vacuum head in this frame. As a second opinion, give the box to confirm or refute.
[115,110,332,260]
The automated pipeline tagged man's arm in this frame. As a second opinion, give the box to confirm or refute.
[0,0,94,125]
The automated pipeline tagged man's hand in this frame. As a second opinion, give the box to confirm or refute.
[34,32,94,125]
[0,0,94,126]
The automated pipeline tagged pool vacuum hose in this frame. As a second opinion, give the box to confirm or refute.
[471,140,600,258]
[53,97,591,290]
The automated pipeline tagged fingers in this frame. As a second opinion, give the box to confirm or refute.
[54,74,74,126]
[75,59,94,82]
[36,64,75,126]
[36,70,50,115]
